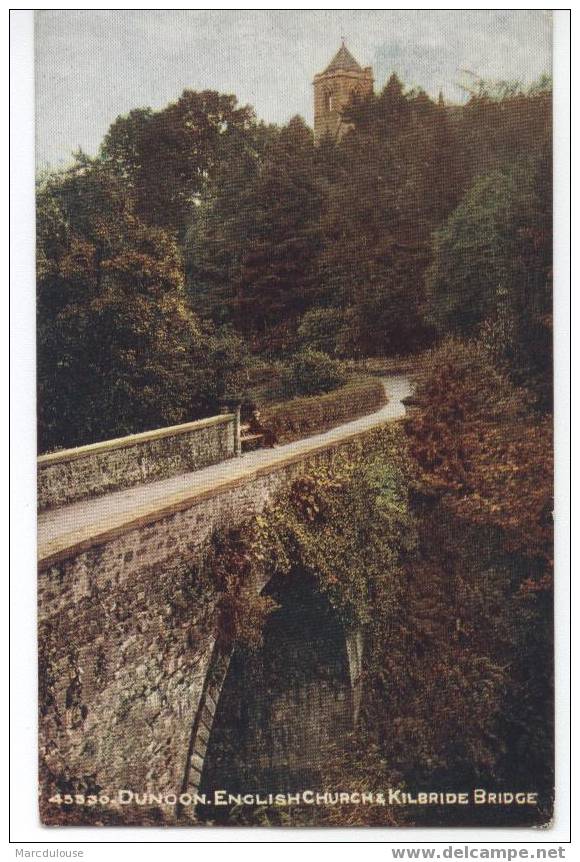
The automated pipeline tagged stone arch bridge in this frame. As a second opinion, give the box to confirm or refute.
[37,376,411,825]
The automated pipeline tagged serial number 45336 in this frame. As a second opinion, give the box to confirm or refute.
[48,794,111,806]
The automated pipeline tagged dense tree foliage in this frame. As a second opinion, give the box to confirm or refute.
[37,75,552,448]
[425,154,552,405]
[100,90,263,237]
[407,339,552,560]
[37,157,250,451]
[186,116,323,350]
[185,76,551,361]
[401,338,553,823]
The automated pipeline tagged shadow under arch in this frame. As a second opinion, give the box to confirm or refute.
[189,572,362,821]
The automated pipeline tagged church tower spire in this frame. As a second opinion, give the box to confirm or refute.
[312,42,374,143]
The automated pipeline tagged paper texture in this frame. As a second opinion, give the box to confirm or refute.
[36,11,554,828]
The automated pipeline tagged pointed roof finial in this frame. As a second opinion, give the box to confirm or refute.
[324,41,362,74]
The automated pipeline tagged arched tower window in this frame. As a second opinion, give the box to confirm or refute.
[324,90,333,112]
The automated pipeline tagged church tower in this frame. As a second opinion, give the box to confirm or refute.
[312,41,374,143]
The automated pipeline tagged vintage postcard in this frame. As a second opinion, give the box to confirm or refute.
[35,10,555,828]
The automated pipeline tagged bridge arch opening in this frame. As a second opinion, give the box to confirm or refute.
[197,573,356,817]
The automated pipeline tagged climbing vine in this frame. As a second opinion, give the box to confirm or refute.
[204,425,416,653]
[251,426,416,629]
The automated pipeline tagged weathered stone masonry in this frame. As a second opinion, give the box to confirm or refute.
[38,429,378,825]
[37,413,238,511]
[313,42,374,143]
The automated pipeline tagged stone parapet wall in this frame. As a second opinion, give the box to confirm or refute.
[37,414,237,511]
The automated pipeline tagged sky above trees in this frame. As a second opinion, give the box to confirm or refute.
[36,9,551,168]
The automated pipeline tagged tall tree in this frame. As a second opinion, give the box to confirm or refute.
[100,90,258,237]
[186,116,324,351]
[458,77,552,182]
[424,151,552,402]
[315,83,463,355]
[37,157,248,452]
[183,120,277,326]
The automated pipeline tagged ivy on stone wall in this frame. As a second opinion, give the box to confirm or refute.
[205,425,415,653]
[251,426,416,629]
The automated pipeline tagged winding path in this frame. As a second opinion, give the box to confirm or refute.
[38,374,412,561]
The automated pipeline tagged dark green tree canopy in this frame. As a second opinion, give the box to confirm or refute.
[37,77,552,449]
[37,156,250,452]
[186,115,324,351]
[100,89,260,236]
